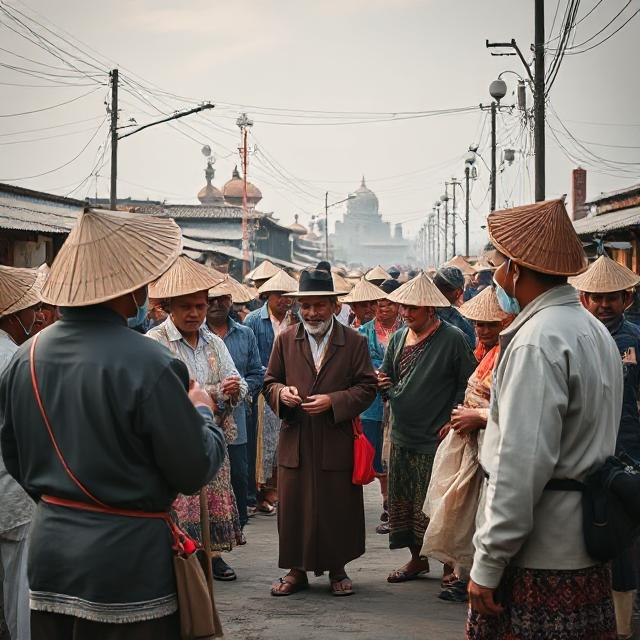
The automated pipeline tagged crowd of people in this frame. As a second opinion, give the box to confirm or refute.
[0,197,638,639]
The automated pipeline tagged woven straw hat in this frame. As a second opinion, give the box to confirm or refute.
[257,270,298,295]
[387,272,450,308]
[445,255,475,276]
[488,198,587,276]
[332,272,354,293]
[149,255,224,299]
[570,255,640,293]
[365,265,392,282]
[459,286,509,322]
[0,266,42,318]
[340,277,386,303]
[247,259,280,282]
[41,209,182,306]
[209,275,255,304]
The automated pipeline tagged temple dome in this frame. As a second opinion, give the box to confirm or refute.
[198,160,224,205]
[223,165,263,207]
[347,176,379,215]
[289,214,307,235]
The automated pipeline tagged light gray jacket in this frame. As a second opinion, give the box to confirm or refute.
[471,285,622,589]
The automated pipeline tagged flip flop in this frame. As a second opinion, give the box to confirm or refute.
[330,574,354,597]
[387,567,430,583]
[271,574,309,597]
[255,501,277,515]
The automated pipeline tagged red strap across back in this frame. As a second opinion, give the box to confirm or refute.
[28,333,194,554]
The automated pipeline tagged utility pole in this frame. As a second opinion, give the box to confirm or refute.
[490,102,497,212]
[109,69,118,210]
[464,165,471,257]
[236,113,253,275]
[534,0,545,201]
[435,204,441,266]
[450,177,458,255]
[442,190,450,262]
[324,191,329,260]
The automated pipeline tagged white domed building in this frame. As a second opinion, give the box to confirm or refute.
[331,177,409,266]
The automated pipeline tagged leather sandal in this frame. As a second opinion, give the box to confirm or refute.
[329,574,354,597]
[387,564,430,583]
[271,572,309,597]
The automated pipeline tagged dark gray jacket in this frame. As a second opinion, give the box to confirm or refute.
[0,305,225,623]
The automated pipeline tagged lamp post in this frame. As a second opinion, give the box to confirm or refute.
[434,201,441,266]
[480,78,507,213]
[324,192,356,260]
[464,150,477,257]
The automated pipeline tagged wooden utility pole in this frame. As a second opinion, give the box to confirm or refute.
[534,0,545,201]
[109,69,118,210]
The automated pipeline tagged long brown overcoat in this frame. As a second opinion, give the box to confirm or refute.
[263,320,377,573]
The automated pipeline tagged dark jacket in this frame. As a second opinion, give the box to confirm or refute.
[0,306,226,623]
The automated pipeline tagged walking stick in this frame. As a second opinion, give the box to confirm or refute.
[199,487,224,637]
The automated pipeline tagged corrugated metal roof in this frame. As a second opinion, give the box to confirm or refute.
[573,206,640,236]
[133,203,249,220]
[0,189,83,234]
[179,221,243,241]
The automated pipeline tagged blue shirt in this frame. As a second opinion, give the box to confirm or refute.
[218,318,265,445]
[610,318,640,459]
[244,304,275,367]
[437,306,476,349]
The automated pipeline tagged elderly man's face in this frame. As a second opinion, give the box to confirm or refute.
[170,291,208,334]
[299,297,336,326]
[207,294,233,326]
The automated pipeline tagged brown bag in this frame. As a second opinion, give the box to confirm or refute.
[29,333,223,639]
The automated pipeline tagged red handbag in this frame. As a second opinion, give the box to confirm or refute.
[352,416,376,485]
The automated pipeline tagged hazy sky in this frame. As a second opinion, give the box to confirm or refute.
[1,0,639,256]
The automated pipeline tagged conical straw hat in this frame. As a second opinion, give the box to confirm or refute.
[365,265,391,282]
[488,198,587,276]
[332,272,353,293]
[149,255,224,299]
[340,277,386,303]
[446,255,475,275]
[459,286,509,322]
[387,272,450,308]
[257,269,298,294]
[209,275,255,304]
[569,255,640,293]
[0,266,42,317]
[247,259,280,282]
[41,209,182,306]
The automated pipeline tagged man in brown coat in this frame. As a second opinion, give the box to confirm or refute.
[263,269,377,597]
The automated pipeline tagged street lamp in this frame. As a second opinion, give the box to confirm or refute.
[488,78,506,213]
[324,192,356,260]
[464,150,477,257]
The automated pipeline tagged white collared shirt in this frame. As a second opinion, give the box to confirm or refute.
[306,318,334,371]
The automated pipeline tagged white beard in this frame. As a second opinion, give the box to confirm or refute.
[302,317,333,338]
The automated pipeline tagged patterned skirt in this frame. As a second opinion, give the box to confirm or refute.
[388,443,436,550]
[466,564,616,640]
[173,450,243,552]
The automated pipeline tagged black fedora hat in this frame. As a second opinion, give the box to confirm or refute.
[284,268,347,297]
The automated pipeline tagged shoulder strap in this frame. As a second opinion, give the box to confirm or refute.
[29,332,109,509]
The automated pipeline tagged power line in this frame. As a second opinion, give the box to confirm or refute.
[566,7,639,54]
[0,85,100,117]
[546,0,606,43]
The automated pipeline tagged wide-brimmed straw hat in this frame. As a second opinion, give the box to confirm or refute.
[445,255,475,276]
[41,209,182,306]
[332,272,354,293]
[247,259,280,282]
[209,275,255,304]
[0,266,42,318]
[459,286,509,322]
[387,272,450,308]
[340,277,386,303]
[257,270,298,295]
[570,255,640,294]
[149,255,224,299]
[365,265,391,282]
[284,268,347,297]
[488,198,587,276]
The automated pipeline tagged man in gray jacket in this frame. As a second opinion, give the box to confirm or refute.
[0,210,227,640]
[467,200,623,640]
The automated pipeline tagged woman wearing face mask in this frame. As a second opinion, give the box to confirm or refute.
[377,272,476,584]
[422,286,512,604]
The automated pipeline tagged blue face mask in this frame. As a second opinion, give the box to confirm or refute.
[493,261,521,315]
[127,291,149,328]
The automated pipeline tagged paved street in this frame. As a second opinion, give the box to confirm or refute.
[216,485,467,639]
